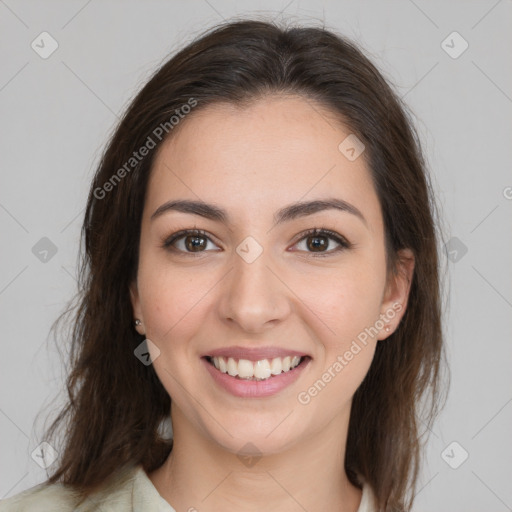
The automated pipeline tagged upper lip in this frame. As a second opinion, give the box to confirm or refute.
[203,346,311,362]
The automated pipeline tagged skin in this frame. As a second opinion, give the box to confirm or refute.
[130,95,414,512]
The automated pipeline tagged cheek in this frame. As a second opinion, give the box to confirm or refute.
[295,269,382,412]
[292,260,387,346]
[137,262,210,347]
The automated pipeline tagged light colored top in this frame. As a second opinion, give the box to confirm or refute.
[0,464,377,511]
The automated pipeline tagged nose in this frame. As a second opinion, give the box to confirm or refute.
[217,245,291,333]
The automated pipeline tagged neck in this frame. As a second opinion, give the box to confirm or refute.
[148,407,362,512]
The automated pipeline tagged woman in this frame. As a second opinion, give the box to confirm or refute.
[0,18,448,512]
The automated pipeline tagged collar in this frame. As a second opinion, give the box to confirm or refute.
[132,465,176,512]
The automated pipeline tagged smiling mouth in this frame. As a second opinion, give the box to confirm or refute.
[204,355,310,381]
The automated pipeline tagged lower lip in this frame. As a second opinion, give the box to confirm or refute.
[202,356,311,398]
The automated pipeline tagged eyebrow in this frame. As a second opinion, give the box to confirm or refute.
[151,198,368,228]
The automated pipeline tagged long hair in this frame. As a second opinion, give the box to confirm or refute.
[41,18,449,511]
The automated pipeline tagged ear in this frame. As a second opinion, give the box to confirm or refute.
[130,279,145,335]
[378,248,415,340]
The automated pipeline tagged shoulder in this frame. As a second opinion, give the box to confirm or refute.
[0,481,80,512]
[0,465,143,512]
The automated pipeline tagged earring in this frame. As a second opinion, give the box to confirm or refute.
[384,325,391,333]
[134,319,142,327]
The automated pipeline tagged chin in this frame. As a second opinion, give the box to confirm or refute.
[206,418,304,458]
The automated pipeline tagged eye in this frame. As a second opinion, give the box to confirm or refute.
[162,229,220,254]
[162,227,352,257]
[291,228,352,257]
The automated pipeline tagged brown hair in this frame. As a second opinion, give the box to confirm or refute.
[41,18,449,511]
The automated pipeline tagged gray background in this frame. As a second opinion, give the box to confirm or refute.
[1,1,511,510]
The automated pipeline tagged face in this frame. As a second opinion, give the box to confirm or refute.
[130,95,413,457]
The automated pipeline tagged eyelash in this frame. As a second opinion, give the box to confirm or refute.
[161,226,352,258]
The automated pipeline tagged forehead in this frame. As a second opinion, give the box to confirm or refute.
[145,95,382,232]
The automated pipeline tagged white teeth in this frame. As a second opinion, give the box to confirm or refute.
[254,359,271,379]
[227,357,239,377]
[238,359,254,378]
[210,355,304,380]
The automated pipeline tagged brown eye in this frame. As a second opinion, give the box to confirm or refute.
[163,229,218,254]
[305,234,329,252]
[293,228,351,256]
[183,234,207,252]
